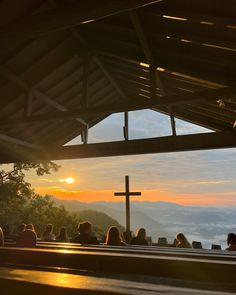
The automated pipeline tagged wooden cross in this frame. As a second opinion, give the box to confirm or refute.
[114,176,141,237]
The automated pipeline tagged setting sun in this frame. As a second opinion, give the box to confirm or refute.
[60,177,75,184]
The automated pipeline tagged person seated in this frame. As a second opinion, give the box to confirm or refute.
[2,225,11,241]
[16,227,37,248]
[130,228,148,246]
[72,221,99,245]
[226,233,236,251]
[41,224,56,241]
[105,226,126,246]
[10,223,26,243]
[175,232,192,248]
[0,227,4,246]
[56,227,70,243]
[17,223,26,234]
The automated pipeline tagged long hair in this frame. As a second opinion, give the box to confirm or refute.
[26,224,35,232]
[43,223,53,236]
[57,227,68,240]
[176,232,189,245]
[136,228,146,240]
[106,226,123,246]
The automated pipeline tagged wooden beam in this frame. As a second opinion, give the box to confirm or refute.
[168,107,176,136]
[0,131,235,163]
[24,89,33,117]
[81,54,90,109]
[123,112,129,140]
[1,87,235,126]
[130,11,165,97]
[93,57,126,100]
[71,28,126,100]
[129,11,177,134]
[0,1,162,41]
[0,134,40,150]
[130,10,153,65]
[0,65,87,126]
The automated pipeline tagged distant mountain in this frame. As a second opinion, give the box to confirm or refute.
[53,198,236,248]
[53,198,170,241]
[79,209,124,238]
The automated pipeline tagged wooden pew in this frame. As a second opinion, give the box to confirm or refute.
[5,240,236,262]
[31,241,236,261]
[0,246,236,292]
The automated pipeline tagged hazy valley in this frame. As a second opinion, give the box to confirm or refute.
[53,198,236,249]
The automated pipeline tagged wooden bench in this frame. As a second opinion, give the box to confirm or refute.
[0,246,236,292]
[10,241,236,262]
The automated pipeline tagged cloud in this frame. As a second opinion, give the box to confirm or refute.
[198,180,232,185]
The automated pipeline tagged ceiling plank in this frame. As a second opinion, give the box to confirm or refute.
[0,0,162,41]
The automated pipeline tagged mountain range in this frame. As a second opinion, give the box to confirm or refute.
[53,198,236,248]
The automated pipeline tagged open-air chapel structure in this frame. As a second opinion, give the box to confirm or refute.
[0,0,236,294]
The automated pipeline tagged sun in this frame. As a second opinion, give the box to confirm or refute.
[65,177,75,184]
[59,177,75,184]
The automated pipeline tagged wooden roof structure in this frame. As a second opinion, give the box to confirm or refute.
[0,0,236,163]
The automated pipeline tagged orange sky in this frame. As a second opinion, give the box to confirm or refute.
[35,187,236,207]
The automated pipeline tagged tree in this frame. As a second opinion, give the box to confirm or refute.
[0,160,82,238]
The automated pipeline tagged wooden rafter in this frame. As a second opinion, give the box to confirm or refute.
[130,10,177,135]
[0,1,162,41]
[0,65,87,126]
[71,28,126,101]
[24,89,33,117]
[0,134,40,150]
[81,54,90,109]
[1,87,235,127]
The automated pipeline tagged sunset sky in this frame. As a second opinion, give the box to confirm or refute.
[23,110,236,207]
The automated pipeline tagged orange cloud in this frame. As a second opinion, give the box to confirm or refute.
[34,186,236,206]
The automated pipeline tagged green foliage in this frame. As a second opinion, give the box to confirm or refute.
[0,162,123,240]
[0,161,80,237]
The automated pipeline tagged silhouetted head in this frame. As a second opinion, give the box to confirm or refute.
[106,226,123,246]
[227,233,236,246]
[45,223,53,233]
[78,222,92,235]
[58,227,68,240]
[26,224,35,232]
[17,223,26,233]
[0,227,4,246]
[136,228,146,240]
[176,232,188,243]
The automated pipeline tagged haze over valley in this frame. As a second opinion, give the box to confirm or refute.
[54,198,236,249]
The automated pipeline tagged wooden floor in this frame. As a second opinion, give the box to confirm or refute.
[0,266,234,295]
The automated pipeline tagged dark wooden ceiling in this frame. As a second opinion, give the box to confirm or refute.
[0,0,235,163]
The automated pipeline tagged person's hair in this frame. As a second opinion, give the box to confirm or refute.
[44,224,53,234]
[57,227,68,240]
[227,233,236,246]
[0,227,4,246]
[176,232,189,244]
[26,224,35,231]
[106,226,123,245]
[17,223,26,232]
[78,222,92,234]
[136,228,146,240]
